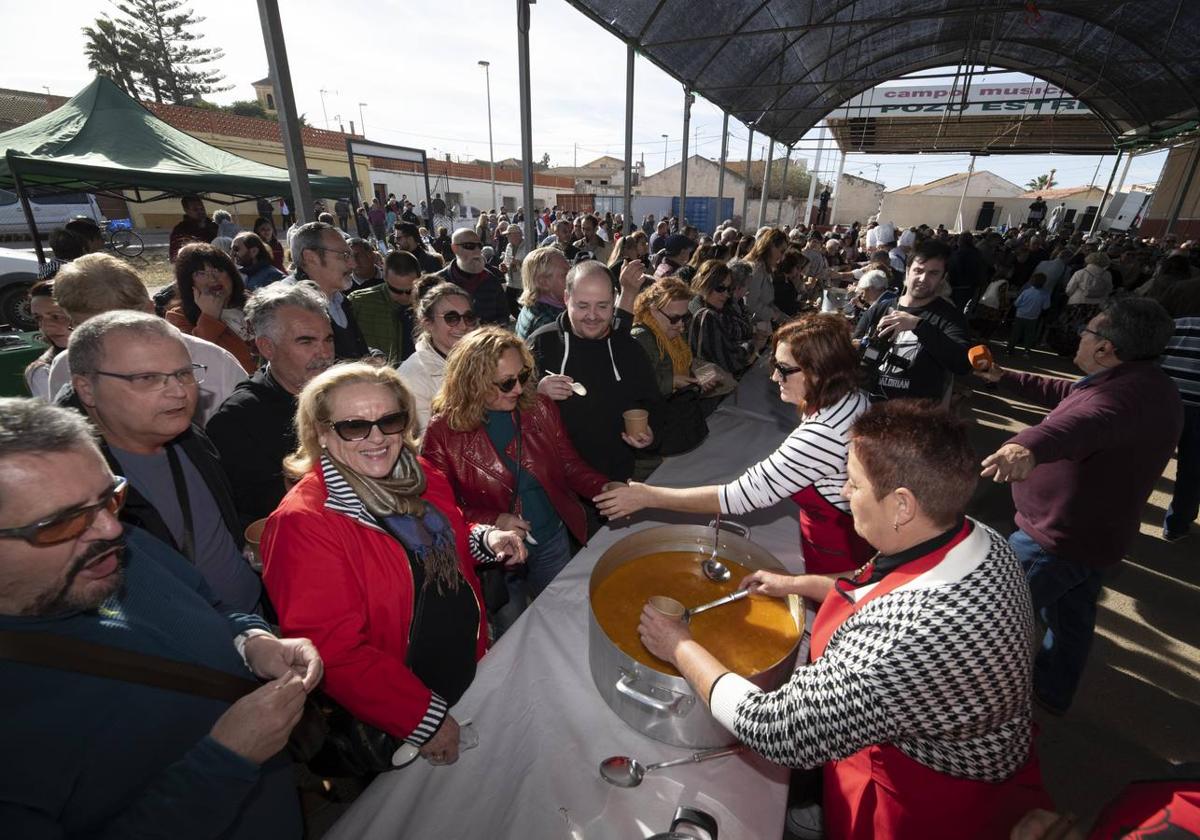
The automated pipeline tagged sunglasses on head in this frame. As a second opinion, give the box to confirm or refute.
[772,360,804,379]
[658,309,687,325]
[436,310,479,327]
[494,367,533,393]
[327,411,408,442]
[0,477,128,546]
[456,241,482,251]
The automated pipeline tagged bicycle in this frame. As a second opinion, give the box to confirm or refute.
[102,218,145,258]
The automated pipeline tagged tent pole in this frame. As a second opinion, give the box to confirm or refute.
[6,155,44,266]
[742,127,754,228]
[517,0,537,247]
[1089,151,1123,235]
[777,146,792,227]
[1166,140,1200,236]
[830,150,847,226]
[257,0,314,225]
[421,152,434,232]
[804,123,826,226]
[623,42,635,235]
[679,89,694,228]
[955,154,976,232]
[716,111,729,217]
[757,139,774,229]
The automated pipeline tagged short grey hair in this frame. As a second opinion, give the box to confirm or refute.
[245,281,330,343]
[1097,297,1175,362]
[0,398,99,466]
[213,209,232,223]
[291,221,338,268]
[67,310,183,376]
[565,259,614,298]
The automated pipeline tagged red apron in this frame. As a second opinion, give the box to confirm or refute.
[810,521,1052,840]
[791,485,875,576]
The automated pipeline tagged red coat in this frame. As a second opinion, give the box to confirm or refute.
[421,394,611,544]
[260,457,487,743]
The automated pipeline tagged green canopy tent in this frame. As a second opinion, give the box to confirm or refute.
[0,76,354,262]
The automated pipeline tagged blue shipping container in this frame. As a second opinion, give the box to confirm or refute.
[671,197,735,235]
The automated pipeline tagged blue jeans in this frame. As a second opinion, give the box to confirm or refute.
[1008,529,1105,712]
[1165,405,1200,537]
[492,523,572,635]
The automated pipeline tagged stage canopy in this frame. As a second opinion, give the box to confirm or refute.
[562,0,1200,153]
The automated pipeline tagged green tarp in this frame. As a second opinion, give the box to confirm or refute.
[0,76,351,200]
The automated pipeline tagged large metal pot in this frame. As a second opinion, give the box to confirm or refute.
[588,523,804,749]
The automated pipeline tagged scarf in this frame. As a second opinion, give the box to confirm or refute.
[327,449,463,594]
[638,312,693,375]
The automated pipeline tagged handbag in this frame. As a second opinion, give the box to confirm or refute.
[0,630,399,779]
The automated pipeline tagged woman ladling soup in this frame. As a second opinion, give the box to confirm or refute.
[261,362,526,767]
[597,314,874,577]
[637,401,1051,839]
[422,328,621,608]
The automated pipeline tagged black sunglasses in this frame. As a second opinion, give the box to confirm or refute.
[327,411,408,442]
[658,309,687,325]
[387,284,414,296]
[436,310,479,327]
[0,477,128,546]
[712,284,731,294]
[772,360,804,379]
[494,367,533,393]
[456,241,482,251]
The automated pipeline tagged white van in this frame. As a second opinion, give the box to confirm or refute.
[0,189,103,236]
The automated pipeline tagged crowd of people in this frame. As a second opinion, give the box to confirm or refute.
[3,191,1197,839]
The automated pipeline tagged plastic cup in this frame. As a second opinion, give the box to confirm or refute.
[623,408,649,437]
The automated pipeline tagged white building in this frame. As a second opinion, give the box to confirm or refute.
[879,171,1026,231]
[367,160,571,215]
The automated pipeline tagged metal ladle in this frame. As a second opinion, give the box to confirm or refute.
[599,745,743,788]
[701,511,731,582]
[683,588,750,621]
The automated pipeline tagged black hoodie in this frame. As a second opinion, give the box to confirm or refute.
[527,312,664,482]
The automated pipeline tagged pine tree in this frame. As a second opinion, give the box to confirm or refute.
[81,0,229,104]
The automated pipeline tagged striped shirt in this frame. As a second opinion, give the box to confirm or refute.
[720,390,870,516]
[1162,316,1200,408]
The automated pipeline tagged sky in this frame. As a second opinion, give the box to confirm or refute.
[3,0,1168,193]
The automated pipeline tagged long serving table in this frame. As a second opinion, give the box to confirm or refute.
[326,360,806,840]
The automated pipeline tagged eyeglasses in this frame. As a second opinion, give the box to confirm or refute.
[1077,326,1109,341]
[772,360,804,379]
[314,246,353,261]
[0,477,127,546]
[91,363,206,391]
[327,411,408,442]
[456,242,482,251]
[712,285,731,294]
[387,284,414,297]
[435,310,479,327]
[494,367,533,393]
[658,309,687,325]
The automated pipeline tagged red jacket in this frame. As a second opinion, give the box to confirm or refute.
[421,394,611,544]
[260,456,487,745]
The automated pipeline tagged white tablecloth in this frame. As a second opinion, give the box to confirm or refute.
[326,364,804,840]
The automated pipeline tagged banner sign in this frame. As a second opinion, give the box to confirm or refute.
[836,82,1092,118]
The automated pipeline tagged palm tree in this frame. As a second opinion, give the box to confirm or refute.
[1025,173,1058,191]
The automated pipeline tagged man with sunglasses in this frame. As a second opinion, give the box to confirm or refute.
[0,398,321,838]
[433,228,510,325]
[349,250,419,366]
[394,221,444,274]
[975,298,1182,714]
[69,311,262,614]
[290,222,372,360]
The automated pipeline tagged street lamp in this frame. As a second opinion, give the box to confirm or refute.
[478,60,497,213]
[662,134,669,172]
[358,102,367,137]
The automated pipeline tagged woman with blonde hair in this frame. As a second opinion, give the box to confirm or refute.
[515,246,570,339]
[422,328,617,618]
[743,227,791,326]
[397,279,479,436]
[631,276,702,396]
[262,361,526,769]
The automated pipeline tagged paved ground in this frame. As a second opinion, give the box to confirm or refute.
[960,347,1198,828]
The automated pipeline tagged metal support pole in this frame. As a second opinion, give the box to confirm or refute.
[420,152,434,231]
[623,43,635,234]
[7,155,44,265]
[757,139,774,229]
[716,111,729,216]
[344,138,360,219]
[830,150,848,226]
[777,146,791,226]
[257,0,313,225]
[516,0,536,247]
[1089,150,1123,235]
[1166,141,1200,236]
[742,127,754,227]
[1113,150,1135,197]
[954,154,976,232]
[803,123,826,226]
[479,61,497,212]
[679,89,694,226]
